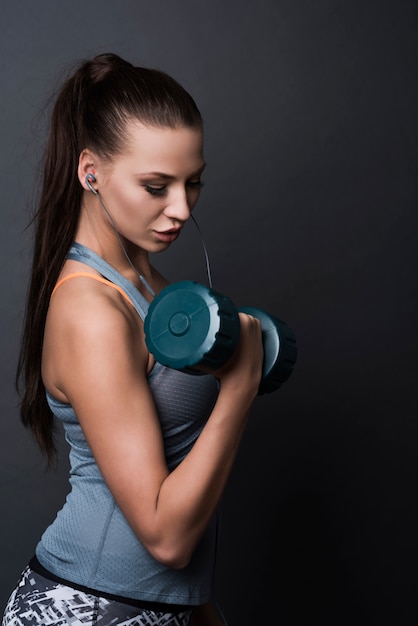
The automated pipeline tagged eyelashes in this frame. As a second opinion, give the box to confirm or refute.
[144,186,166,197]
[144,181,205,197]
[187,180,205,190]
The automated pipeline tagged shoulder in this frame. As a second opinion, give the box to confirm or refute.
[42,271,149,399]
[49,271,139,333]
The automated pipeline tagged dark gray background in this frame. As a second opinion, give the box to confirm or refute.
[1,1,417,624]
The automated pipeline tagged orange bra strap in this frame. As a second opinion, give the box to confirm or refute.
[51,272,134,308]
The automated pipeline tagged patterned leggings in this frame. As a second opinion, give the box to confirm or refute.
[2,566,192,626]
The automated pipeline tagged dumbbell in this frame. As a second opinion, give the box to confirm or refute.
[144,280,297,395]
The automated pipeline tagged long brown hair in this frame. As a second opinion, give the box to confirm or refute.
[17,53,202,463]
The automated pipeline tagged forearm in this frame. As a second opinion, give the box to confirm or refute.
[145,386,255,567]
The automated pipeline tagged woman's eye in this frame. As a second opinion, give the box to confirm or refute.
[144,185,167,197]
[144,181,204,197]
[187,180,205,190]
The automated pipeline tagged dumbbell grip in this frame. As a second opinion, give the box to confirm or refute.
[239,307,297,395]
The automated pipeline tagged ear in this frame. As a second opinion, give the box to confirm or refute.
[78,149,98,192]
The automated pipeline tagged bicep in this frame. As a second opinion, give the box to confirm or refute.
[50,299,169,543]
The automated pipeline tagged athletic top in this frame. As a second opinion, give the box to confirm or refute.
[36,243,220,605]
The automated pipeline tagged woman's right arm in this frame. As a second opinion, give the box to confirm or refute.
[42,278,263,568]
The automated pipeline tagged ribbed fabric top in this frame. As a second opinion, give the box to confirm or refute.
[36,243,219,605]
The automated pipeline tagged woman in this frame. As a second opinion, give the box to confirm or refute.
[3,53,263,626]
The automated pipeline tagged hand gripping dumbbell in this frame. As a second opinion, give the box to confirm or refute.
[144,281,297,395]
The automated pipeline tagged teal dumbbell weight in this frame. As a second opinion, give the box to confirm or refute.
[144,280,297,395]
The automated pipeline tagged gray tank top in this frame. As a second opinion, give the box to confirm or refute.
[36,243,219,605]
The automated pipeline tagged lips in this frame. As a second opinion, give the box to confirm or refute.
[154,229,181,243]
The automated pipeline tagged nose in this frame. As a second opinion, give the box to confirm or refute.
[164,188,192,224]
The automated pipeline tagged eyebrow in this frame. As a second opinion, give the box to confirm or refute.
[139,164,207,180]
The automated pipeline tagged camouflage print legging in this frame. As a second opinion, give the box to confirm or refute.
[2,566,192,626]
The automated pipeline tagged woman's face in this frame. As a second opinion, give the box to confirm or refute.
[96,122,205,253]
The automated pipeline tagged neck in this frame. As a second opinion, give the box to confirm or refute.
[76,208,155,297]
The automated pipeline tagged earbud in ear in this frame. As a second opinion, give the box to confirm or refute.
[85,173,98,195]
